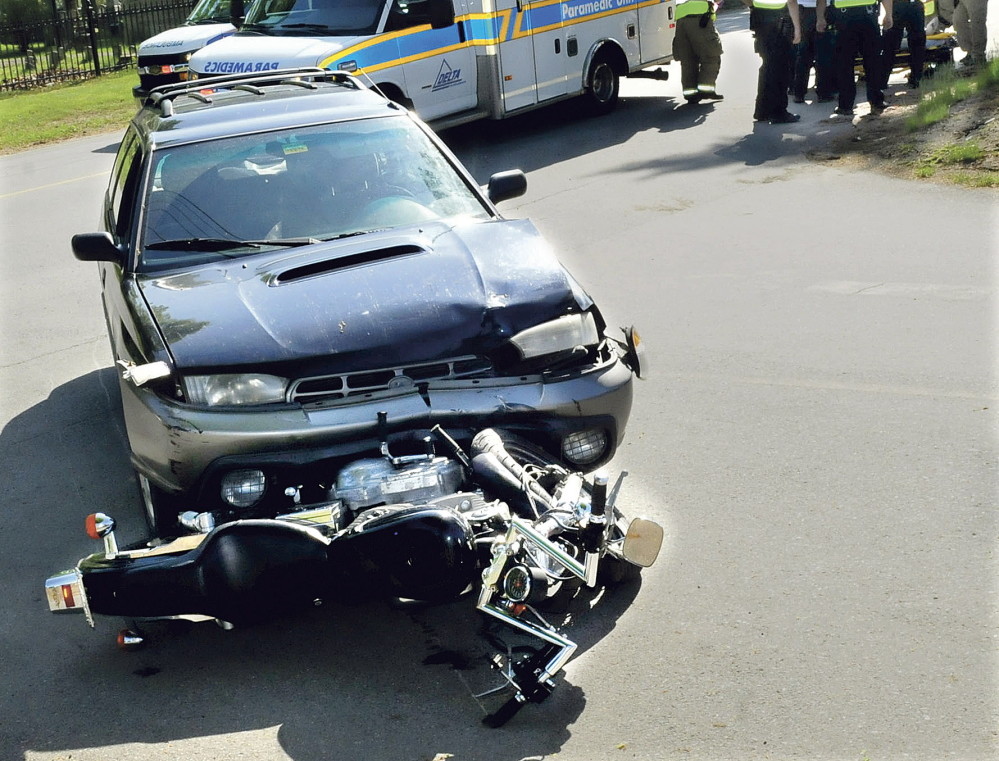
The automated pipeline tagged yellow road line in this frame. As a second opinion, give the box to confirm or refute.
[0,171,107,200]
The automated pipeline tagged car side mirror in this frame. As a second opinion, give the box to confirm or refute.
[428,0,455,29]
[486,170,527,205]
[72,232,124,264]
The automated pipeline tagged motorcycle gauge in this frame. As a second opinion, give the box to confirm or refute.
[503,565,547,604]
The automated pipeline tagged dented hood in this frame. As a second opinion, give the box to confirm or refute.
[137,219,592,374]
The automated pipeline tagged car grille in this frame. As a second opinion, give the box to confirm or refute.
[289,356,494,405]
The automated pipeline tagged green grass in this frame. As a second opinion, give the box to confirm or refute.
[949,170,999,187]
[900,57,999,187]
[924,142,985,164]
[0,68,137,154]
[906,57,999,131]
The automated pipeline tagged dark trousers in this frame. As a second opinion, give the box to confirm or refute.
[880,0,926,86]
[833,5,885,110]
[793,6,837,99]
[752,8,795,120]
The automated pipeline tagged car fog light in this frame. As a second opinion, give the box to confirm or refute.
[221,469,267,508]
[561,429,609,466]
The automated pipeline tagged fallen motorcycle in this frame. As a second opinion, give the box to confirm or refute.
[45,425,663,726]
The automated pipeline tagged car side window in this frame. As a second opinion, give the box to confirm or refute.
[108,134,143,241]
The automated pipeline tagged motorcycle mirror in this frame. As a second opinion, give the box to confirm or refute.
[621,518,663,567]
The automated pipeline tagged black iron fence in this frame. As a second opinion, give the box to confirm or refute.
[1,0,196,91]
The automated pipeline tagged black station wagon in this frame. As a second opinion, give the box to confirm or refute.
[73,68,643,535]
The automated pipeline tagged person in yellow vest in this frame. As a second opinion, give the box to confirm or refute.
[880,0,928,88]
[742,0,803,123]
[792,0,837,102]
[829,0,892,117]
[673,0,726,103]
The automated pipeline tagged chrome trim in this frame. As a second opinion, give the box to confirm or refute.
[475,511,605,699]
[479,601,577,683]
[509,516,588,580]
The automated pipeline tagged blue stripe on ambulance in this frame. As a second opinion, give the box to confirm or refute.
[321,0,660,72]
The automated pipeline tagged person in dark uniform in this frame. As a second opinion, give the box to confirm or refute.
[673,0,726,103]
[880,0,926,88]
[830,0,892,116]
[743,0,803,123]
[792,0,838,102]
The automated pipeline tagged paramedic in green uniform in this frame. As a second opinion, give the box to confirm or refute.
[673,0,726,103]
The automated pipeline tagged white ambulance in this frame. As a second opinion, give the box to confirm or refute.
[187,0,675,128]
[134,0,249,101]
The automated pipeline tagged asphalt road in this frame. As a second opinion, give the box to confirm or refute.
[1,8,996,761]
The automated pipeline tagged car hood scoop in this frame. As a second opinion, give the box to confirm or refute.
[273,245,424,284]
[138,219,592,375]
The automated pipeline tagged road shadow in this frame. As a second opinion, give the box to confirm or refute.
[443,83,854,184]
[5,368,646,761]
[441,86,721,181]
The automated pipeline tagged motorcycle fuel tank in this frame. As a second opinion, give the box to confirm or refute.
[328,506,477,602]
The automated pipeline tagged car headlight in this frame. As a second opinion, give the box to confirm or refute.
[183,374,289,406]
[509,313,599,360]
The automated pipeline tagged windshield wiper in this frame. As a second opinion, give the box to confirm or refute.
[238,22,278,33]
[279,23,345,32]
[145,237,321,252]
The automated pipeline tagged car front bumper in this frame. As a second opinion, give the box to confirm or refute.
[121,352,635,511]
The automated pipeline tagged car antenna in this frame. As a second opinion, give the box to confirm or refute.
[352,67,395,106]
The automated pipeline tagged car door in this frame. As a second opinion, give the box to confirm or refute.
[98,131,161,368]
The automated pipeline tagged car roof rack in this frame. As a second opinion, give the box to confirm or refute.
[145,67,363,117]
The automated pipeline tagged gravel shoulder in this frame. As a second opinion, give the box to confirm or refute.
[808,77,999,187]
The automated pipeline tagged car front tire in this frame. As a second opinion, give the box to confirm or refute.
[137,472,179,538]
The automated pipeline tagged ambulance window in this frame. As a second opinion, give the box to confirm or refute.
[245,0,383,34]
[386,0,431,30]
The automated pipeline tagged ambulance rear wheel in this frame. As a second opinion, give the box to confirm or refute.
[585,55,619,115]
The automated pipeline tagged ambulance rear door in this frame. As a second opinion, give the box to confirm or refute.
[494,0,570,112]
[523,0,568,102]
[493,0,535,111]
[638,0,673,63]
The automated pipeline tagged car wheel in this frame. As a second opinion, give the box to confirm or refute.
[137,472,178,538]
[585,54,619,116]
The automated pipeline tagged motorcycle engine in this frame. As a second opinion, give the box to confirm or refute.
[334,456,464,512]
